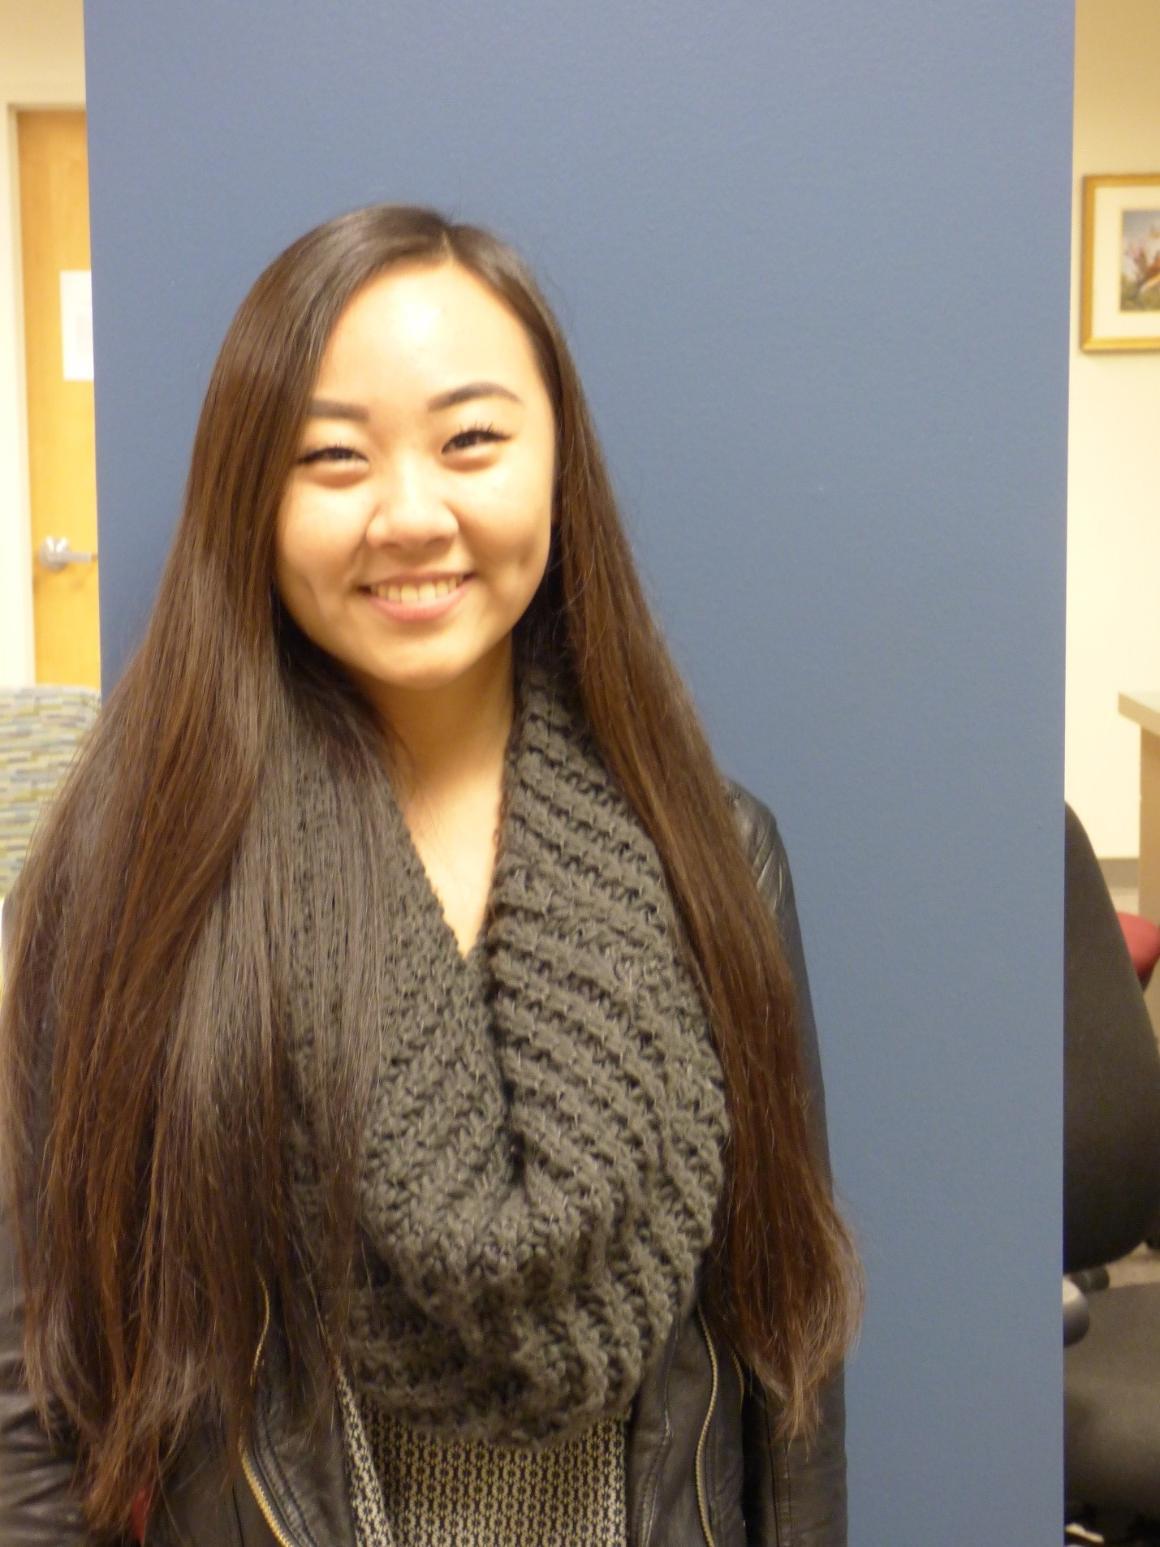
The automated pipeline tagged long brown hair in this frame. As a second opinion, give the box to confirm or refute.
[0,205,859,1535]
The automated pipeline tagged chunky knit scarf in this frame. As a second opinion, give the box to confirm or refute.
[283,666,728,1447]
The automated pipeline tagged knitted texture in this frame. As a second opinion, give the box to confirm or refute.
[284,666,728,1447]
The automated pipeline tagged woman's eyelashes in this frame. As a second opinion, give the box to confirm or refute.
[297,424,510,466]
[443,423,510,454]
[298,444,363,465]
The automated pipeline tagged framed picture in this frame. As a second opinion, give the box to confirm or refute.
[1081,174,1160,352]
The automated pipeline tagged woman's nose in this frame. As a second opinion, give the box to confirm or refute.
[366,460,458,547]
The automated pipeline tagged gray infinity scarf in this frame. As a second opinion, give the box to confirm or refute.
[283,666,728,1446]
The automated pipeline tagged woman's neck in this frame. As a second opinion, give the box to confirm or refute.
[370,643,516,803]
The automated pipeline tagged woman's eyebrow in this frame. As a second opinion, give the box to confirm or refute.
[427,381,522,411]
[305,382,522,421]
[307,398,370,420]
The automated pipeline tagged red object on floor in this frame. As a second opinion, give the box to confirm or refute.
[1118,911,1160,990]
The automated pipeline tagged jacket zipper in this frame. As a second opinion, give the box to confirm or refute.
[694,1303,720,1547]
[241,1448,300,1547]
[240,1280,302,1547]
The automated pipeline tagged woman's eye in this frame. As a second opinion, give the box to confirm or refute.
[298,444,363,466]
[444,424,509,454]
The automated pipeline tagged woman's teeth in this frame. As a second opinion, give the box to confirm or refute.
[371,575,464,604]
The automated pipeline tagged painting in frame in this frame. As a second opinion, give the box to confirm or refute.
[1081,174,1160,352]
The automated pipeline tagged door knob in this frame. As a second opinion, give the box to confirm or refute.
[38,535,98,571]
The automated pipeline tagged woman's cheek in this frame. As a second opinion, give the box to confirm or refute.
[302,491,372,559]
[472,462,554,553]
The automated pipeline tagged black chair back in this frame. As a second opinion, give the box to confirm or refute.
[1063,804,1160,1273]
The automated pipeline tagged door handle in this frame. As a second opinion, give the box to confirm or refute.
[38,535,98,571]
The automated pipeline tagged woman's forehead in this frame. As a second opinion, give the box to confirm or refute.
[316,262,540,395]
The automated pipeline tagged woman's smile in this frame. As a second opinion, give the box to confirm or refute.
[362,571,474,620]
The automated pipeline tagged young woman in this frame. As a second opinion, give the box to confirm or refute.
[0,205,860,1546]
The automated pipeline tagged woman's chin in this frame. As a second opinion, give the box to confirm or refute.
[352,647,512,706]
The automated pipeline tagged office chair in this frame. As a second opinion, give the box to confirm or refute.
[1064,804,1160,1525]
[0,686,100,897]
[1118,910,1160,1254]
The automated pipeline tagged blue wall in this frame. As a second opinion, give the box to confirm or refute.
[85,2,1072,1539]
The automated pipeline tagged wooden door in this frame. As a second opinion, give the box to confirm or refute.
[17,109,100,688]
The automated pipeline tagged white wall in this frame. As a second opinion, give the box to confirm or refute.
[1066,0,1160,857]
[0,0,86,686]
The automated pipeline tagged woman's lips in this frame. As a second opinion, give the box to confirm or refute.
[362,573,472,622]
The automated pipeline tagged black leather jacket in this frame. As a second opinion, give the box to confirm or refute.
[0,786,846,1546]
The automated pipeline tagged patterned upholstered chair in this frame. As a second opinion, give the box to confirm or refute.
[0,686,101,899]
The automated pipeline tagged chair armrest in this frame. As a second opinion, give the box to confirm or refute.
[1063,1277,1090,1348]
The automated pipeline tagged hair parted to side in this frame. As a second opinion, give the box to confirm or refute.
[0,204,860,1536]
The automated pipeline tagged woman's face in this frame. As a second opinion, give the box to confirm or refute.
[275,260,556,712]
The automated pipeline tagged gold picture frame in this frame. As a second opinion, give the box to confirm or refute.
[1081,174,1160,352]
